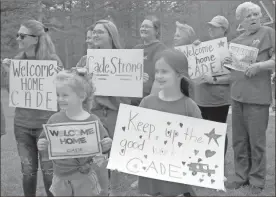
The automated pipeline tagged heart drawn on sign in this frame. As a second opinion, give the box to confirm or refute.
[139,135,142,139]
[120,149,124,154]
[122,127,126,131]
[144,155,147,159]
[167,122,171,125]
[211,179,215,184]
[142,167,146,170]
[182,161,186,166]
[183,172,187,176]
[198,158,202,162]
[215,165,218,168]
[179,123,183,128]
[164,140,168,145]
[194,150,199,155]
[199,179,204,182]
[178,142,183,147]
[205,150,216,158]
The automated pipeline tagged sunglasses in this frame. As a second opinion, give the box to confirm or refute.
[16,33,37,40]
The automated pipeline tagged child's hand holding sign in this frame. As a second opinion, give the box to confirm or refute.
[37,138,49,151]
[100,137,112,153]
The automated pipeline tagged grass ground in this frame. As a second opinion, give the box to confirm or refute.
[1,88,275,196]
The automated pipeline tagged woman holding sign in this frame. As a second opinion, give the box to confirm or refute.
[131,15,167,106]
[76,20,131,139]
[223,2,275,194]
[75,19,131,195]
[1,20,63,196]
[193,16,231,157]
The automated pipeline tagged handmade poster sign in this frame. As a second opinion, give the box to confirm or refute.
[175,37,230,79]
[87,49,144,97]
[107,104,227,191]
[43,121,102,160]
[9,60,58,111]
[223,43,259,72]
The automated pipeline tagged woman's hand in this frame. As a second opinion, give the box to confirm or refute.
[100,137,112,153]
[245,62,261,78]
[37,139,49,151]
[222,56,233,65]
[201,75,215,84]
[1,58,11,73]
[143,73,149,83]
[192,39,201,46]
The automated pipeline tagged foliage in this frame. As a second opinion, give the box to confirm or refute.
[1,0,275,68]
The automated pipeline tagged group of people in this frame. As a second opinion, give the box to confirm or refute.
[1,1,275,196]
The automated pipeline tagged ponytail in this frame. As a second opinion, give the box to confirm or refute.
[180,77,190,97]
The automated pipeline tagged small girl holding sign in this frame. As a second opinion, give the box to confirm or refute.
[37,68,112,196]
[138,49,202,196]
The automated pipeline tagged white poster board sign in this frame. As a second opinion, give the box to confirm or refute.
[224,43,259,72]
[175,37,230,79]
[87,49,144,97]
[43,121,102,160]
[107,104,227,191]
[9,60,58,111]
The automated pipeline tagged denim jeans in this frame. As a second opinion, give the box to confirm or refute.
[14,125,53,196]
[231,100,269,188]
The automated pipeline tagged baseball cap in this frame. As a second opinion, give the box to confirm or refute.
[207,15,229,30]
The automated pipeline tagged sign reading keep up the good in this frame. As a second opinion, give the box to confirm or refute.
[107,104,227,191]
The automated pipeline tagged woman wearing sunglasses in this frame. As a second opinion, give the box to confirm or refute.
[1,19,63,196]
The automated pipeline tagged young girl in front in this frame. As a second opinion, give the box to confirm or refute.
[37,68,112,196]
[138,49,202,197]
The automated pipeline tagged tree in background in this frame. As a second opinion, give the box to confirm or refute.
[1,0,274,68]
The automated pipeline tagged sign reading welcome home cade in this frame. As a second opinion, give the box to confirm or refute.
[223,43,259,72]
[107,104,227,191]
[9,60,58,111]
[43,121,102,160]
[87,49,144,97]
[175,37,230,79]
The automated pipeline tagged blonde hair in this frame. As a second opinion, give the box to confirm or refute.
[88,20,122,49]
[55,69,95,112]
[17,20,56,60]
[236,2,262,21]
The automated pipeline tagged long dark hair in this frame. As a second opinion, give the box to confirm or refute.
[155,49,190,97]
[180,78,189,97]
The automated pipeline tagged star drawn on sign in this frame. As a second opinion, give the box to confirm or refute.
[204,128,222,146]
[218,40,225,48]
